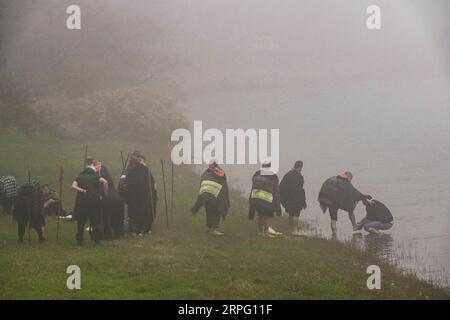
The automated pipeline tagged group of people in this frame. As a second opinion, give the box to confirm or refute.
[2,154,394,245]
[191,160,394,238]
[71,151,157,245]
[0,175,62,243]
[0,150,158,245]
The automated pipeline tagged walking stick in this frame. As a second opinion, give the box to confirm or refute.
[160,159,170,230]
[56,166,63,241]
[27,169,31,243]
[148,167,156,222]
[170,161,174,224]
[83,145,88,168]
[120,151,125,170]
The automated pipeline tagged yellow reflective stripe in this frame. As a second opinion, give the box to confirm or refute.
[199,180,223,197]
[251,189,273,203]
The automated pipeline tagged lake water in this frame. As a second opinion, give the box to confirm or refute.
[182,76,450,289]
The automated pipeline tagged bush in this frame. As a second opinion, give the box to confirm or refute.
[29,85,186,142]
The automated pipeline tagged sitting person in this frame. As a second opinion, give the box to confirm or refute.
[41,184,61,216]
[356,198,394,234]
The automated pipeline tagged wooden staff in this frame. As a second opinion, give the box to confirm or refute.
[56,166,63,241]
[170,161,174,224]
[145,155,156,224]
[27,169,31,243]
[120,151,125,169]
[160,159,169,230]
[83,145,88,168]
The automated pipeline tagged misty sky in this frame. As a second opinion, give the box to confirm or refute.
[2,0,448,96]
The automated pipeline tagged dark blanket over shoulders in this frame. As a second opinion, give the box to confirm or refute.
[366,200,393,223]
[126,164,156,218]
[192,168,230,217]
[318,176,363,213]
[280,169,306,212]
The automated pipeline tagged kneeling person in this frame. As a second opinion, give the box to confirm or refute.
[356,199,393,234]
[41,184,61,216]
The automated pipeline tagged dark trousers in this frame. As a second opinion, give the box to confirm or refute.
[328,205,341,221]
[103,200,124,239]
[76,203,102,243]
[1,197,15,214]
[43,201,60,216]
[18,218,44,241]
[129,204,155,234]
[205,202,220,229]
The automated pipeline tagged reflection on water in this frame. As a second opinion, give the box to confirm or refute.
[351,233,394,261]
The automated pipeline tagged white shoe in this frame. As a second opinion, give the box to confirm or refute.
[210,229,224,236]
[268,226,282,236]
[291,230,302,237]
[367,227,381,234]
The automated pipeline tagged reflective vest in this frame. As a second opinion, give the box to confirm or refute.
[251,189,273,203]
[199,180,223,198]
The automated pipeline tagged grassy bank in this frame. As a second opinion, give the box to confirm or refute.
[0,130,448,299]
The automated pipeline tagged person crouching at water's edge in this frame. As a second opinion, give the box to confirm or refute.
[318,171,371,238]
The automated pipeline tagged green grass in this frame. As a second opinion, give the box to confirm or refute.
[0,129,448,299]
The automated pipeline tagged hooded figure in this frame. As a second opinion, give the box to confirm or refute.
[280,160,306,236]
[318,172,370,237]
[13,180,46,243]
[125,152,157,235]
[249,162,282,237]
[191,161,230,236]
[95,160,125,239]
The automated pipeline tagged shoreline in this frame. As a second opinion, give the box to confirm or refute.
[0,131,448,299]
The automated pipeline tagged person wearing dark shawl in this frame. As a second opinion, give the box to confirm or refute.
[318,171,371,237]
[191,160,230,236]
[72,161,108,246]
[249,161,282,238]
[125,152,157,235]
[94,159,125,239]
[14,180,46,243]
[280,160,307,236]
